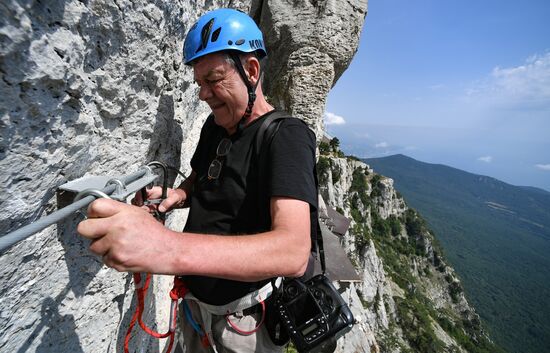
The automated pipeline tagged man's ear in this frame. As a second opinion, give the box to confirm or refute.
[244,55,261,86]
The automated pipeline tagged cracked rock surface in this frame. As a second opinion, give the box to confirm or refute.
[0,1,367,352]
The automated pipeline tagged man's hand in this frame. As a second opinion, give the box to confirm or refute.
[131,186,187,213]
[77,198,177,273]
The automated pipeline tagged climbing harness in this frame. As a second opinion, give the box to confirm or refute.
[182,299,211,348]
[123,162,196,353]
[182,277,282,350]
[225,297,266,336]
[124,161,213,351]
[124,273,190,353]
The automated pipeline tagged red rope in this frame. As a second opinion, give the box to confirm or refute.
[124,274,189,353]
[225,300,266,336]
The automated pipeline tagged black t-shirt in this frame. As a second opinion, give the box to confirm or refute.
[183,110,318,305]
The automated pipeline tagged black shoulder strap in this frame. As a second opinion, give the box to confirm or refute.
[255,110,288,156]
[255,111,289,219]
[255,111,326,275]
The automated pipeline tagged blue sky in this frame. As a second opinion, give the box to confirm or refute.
[325,0,550,191]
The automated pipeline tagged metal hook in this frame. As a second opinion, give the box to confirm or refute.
[73,189,112,219]
[106,178,126,198]
[141,165,154,177]
[146,161,169,222]
[147,161,169,199]
[74,189,112,202]
[75,209,88,220]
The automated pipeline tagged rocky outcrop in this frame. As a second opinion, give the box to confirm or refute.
[317,153,496,352]
[0,1,367,352]
[253,0,367,139]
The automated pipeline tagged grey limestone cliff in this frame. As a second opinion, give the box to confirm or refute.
[0,1,367,352]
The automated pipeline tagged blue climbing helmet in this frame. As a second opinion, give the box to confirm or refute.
[183,8,267,65]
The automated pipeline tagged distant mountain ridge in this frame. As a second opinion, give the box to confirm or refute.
[365,154,550,353]
[519,185,550,196]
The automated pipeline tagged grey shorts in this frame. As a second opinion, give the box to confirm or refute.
[179,299,284,353]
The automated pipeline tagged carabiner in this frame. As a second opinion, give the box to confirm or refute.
[146,161,169,222]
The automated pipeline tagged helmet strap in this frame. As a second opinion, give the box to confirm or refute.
[228,52,261,134]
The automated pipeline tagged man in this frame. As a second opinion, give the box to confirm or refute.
[78,8,318,352]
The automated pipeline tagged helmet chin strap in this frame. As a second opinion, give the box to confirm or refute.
[228,51,261,135]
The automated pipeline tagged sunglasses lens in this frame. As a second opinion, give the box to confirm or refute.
[217,138,232,156]
[208,159,223,179]
[208,138,232,180]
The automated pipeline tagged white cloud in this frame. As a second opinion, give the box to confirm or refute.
[467,52,550,107]
[375,142,389,148]
[324,111,346,125]
[535,164,550,171]
[477,156,493,163]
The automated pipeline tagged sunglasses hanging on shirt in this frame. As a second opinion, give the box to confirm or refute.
[208,138,232,180]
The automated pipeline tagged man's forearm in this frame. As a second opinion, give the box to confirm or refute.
[166,228,310,282]
[165,197,311,281]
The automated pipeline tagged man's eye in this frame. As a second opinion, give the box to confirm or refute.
[206,78,222,85]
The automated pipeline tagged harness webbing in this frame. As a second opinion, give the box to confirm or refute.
[124,269,192,353]
[124,191,200,353]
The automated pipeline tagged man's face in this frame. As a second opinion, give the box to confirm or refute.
[193,53,248,133]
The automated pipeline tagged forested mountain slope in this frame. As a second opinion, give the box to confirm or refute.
[319,143,501,353]
[365,154,550,353]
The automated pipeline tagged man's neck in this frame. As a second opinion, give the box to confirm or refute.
[226,98,274,135]
[246,98,274,124]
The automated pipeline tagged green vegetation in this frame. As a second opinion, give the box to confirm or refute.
[317,156,330,185]
[329,137,340,151]
[343,161,501,352]
[395,295,446,353]
[404,209,424,237]
[331,164,341,183]
[284,343,298,353]
[436,310,504,353]
[350,167,371,208]
[389,216,402,236]
[319,141,330,155]
[366,154,550,353]
[316,148,504,352]
[317,155,342,183]
[368,209,425,289]
[370,174,383,198]
[379,322,408,353]
[448,280,462,303]
[395,292,502,353]
[319,137,344,157]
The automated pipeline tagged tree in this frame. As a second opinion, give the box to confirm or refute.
[329,137,340,151]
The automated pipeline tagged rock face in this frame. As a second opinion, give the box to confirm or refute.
[0,1,367,352]
[317,151,496,352]
[253,0,367,139]
[0,1,214,352]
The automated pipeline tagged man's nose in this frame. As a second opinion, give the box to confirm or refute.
[198,84,212,101]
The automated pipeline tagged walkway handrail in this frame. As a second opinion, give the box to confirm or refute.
[0,168,154,254]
